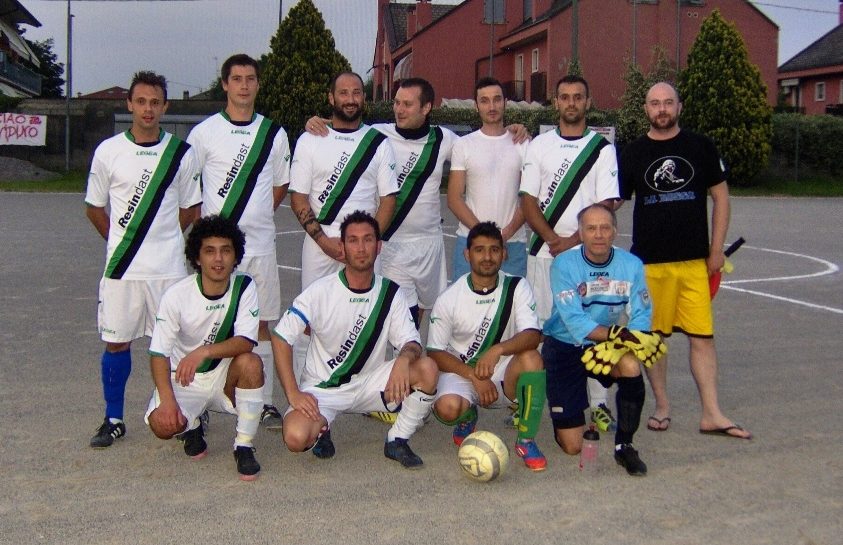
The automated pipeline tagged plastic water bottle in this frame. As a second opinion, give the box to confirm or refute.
[579,424,600,473]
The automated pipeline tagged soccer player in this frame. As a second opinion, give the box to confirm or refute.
[427,222,547,471]
[187,54,290,429]
[85,71,201,448]
[542,204,652,476]
[271,211,438,469]
[291,71,398,291]
[519,74,620,433]
[145,215,264,481]
[618,82,751,439]
[447,77,528,279]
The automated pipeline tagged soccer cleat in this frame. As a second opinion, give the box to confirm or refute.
[311,426,335,459]
[384,438,423,469]
[514,438,547,471]
[591,403,617,433]
[260,405,284,430]
[367,411,398,424]
[181,425,208,459]
[615,444,648,476]
[89,418,126,448]
[452,413,478,447]
[233,446,261,481]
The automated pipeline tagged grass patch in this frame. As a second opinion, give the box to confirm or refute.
[0,170,87,193]
[732,169,843,197]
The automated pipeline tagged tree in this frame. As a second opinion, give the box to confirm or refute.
[258,0,351,146]
[678,10,772,185]
[23,36,65,98]
[616,47,676,145]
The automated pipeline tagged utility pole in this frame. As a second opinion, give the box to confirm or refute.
[65,0,73,172]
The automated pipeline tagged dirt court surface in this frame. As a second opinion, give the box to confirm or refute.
[0,193,840,545]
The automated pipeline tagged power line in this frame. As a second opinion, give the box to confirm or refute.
[750,1,838,15]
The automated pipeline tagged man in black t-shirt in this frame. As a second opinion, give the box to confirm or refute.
[618,82,751,440]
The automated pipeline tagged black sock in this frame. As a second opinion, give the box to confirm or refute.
[615,375,645,446]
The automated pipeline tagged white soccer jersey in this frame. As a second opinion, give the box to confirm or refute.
[273,270,419,388]
[149,273,259,373]
[451,129,528,242]
[519,128,619,258]
[373,123,457,241]
[290,125,399,236]
[187,112,291,257]
[426,271,540,366]
[85,130,201,280]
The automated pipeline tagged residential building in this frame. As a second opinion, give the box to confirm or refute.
[0,0,42,97]
[373,0,779,108]
[778,1,843,115]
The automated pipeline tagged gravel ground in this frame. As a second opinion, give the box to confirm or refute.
[0,156,61,182]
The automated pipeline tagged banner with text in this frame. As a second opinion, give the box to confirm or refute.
[0,113,47,146]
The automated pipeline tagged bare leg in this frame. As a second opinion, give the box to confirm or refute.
[644,351,671,429]
[690,336,751,438]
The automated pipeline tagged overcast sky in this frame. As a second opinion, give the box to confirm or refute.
[22,0,842,97]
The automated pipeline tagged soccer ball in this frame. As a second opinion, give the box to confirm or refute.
[457,431,509,482]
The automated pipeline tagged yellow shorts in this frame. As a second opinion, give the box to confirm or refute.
[644,260,713,337]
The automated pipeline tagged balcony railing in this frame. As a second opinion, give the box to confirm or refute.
[0,52,42,96]
[503,80,525,101]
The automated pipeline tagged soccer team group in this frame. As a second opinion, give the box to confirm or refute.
[85,53,752,482]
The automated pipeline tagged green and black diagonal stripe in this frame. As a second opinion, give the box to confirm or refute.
[196,275,253,373]
[317,278,400,388]
[317,128,387,225]
[527,132,608,256]
[219,118,282,224]
[105,136,190,279]
[382,126,443,241]
[466,276,521,367]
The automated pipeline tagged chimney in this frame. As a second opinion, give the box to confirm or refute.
[415,0,433,29]
[182,90,189,100]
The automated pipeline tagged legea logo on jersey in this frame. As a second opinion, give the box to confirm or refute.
[645,156,695,193]
[136,150,158,156]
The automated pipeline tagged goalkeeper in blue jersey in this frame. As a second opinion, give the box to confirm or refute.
[542,203,665,476]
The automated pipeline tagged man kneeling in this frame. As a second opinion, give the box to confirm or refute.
[272,211,438,469]
[146,215,264,481]
[427,222,548,471]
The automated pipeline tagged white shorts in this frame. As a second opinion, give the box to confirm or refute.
[98,276,181,343]
[144,360,235,431]
[527,255,553,326]
[288,360,400,425]
[239,252,281,321]
[434,356,514,408]
[300,235,345,290]
[380,235,447,309]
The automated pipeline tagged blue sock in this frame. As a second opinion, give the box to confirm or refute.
[101,349,132,420]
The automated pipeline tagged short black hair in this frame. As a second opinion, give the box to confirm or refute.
[475,77,504,100]
[555,74,590,98]
[340,210,380,242]
[576,203,617,228]
[185,215,246,272]
[221,53,260,82]
[329,71,364,93]
[466,221,503,249]
[399,77,435,108]
[129,71,168,102]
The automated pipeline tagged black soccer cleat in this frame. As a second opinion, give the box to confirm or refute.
[384,438,423,469]
[311,427,335,459]
[89,418,126,449]
[181,425,208,459]
[233,446,261,481]
[615,444,648,476]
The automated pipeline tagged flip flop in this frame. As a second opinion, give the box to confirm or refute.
[646,415,671,431]
[699,425,752,440]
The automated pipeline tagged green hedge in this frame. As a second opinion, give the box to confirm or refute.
[772,113,843,175]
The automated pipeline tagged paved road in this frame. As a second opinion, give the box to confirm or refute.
[0,193,840,545]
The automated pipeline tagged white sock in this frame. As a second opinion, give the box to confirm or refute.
[387,389,434,442]
[587,377,609,409]
[255,341,274,406]
[234,386,263,448]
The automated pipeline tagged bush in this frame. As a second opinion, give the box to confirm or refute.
[772,113,843,175]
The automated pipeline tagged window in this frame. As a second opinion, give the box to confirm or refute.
[531,49,539,73]
[515,54,524,82]
[815,81,826,101]
[523,0,533,21]
[484,0,505,24]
